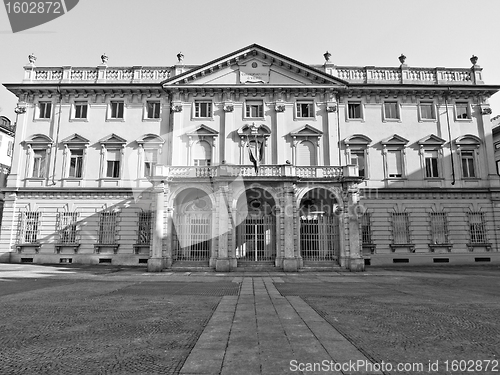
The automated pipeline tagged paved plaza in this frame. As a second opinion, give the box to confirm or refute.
[0,264,499,374]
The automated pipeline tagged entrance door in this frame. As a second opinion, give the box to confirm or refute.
[300,215,339,262]
[173,213,211,262]
[236,214,276,262]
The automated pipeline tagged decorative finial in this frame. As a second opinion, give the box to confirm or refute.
[470,55,478,66]
[323,51,331,62]
[398,54,406,65]
[177,52,184,63]
[28,53,36,64]
[101,53,108,65]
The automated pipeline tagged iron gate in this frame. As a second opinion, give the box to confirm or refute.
[236,215,276,262]
[173,213,212,262]
[300,215,339,261]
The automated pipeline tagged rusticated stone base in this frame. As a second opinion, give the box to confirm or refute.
[283,258,299,272]
[348,257,365,272]
[147,258,165,272]
[215,259,230,272]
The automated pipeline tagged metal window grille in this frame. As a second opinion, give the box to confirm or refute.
[391,212,410,244]
[17,211,41,244]
[98,211,117,244]
[361,212,373,245]
[236,215,276,262]
[173,213,211,261]
[57,212,79,244]
[430,212,448,244]
[467,212,487,243]
[299,215,339,261]
[137,211,153,245]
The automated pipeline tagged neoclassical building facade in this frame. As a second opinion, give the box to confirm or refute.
[1,45,500,271]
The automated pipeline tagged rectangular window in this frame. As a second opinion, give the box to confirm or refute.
[456,102,470,119]
[347,102,362,119]
[361,212,373,245]
[420,102,435,120]
[106,150,121,178]
[57,212,79,244]
[392,212,410,244]
[74,101,88,119]
[21,212,41,243]
[424,150,439,178]
[351,150,366,178]
[38,102,52,119]
[245,100,264,118]
[110,101,124,119]
[146,101,161,119]
[430,212,448,244]
[468,212,487,244]
[98,211,117,244]
[384,102,399,120]
[387,150,403,178]
[194,101,212,118]
[137,211,152,245]
[7,141,13,157]
[144,150,158,177]
[32,150,46,178]
[461,151,476,178]
[69,150,83,178]
[296,101,314,118]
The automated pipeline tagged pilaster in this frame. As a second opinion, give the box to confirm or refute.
[148,181,165,272]
[347,186,364,272]
[282,182,299,271]
[215,182,231,272]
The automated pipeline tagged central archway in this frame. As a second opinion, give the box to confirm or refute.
[235,187,276,263]
[172,188,213,264]
[299,188,341,264]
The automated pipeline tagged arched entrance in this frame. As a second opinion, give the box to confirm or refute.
[299,188,340,264]
[172,188,213,264]
[235,187,276,264]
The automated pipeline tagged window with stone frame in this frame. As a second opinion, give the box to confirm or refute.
[419,102,436,120]
[391,212,410,244]
[245,100,264,118]
[194,101,212,118]
[109,101,124,119]
[18,211,41,244]
[424,150,439,178]
[137,210,153,245]
[146,101,161,119]
[383,101,400,120]
[73,101,88,119]
[38,101,52,119]
[57,212,79,244]
[455,101,470,120]
[429,212,449,245]
[467,211,487,244]
[461,150,476,178]
[296,101,314,118]
[361,212,373,245]
[32,149,47,178]
[98,211,118,245]
[347,101,363,120]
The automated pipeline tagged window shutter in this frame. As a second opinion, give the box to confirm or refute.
[296,140,316,166]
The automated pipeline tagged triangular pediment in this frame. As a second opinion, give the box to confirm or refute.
[99,133,127,145]
[418,134,446,146]
[290,124,323,137]
[186,125,219,137]
[163,44,347,87]
[381,134,409,145]
[61,133,90,145]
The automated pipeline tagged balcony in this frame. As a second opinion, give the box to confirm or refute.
[154,165,358,180]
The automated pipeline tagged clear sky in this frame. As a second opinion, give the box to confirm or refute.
[1,0,500,121]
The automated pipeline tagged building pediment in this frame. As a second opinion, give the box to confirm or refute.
[136,134,165,146]
[186,125,219,137]
[162,44,348,87]
[344,134,372,146]
[417,134,446,146]
[61,133,90,146]
[24,134,53,146]
[290,125,323,138]
[455,134,481,145]
[99,133,127,145]
[381,134,409,146]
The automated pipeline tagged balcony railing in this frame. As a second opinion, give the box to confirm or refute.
[156,165,356,179]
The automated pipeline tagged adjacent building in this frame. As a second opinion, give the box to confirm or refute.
[1,45,499,270]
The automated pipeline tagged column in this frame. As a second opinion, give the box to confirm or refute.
[148,181,165,272]
[282,182,299,271]
[347,185,364,272]
[215,183,230,272]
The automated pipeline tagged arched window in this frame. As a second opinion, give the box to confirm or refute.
[295,140,317,166]
[192,140,212,166]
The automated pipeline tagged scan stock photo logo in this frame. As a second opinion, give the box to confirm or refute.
[3,0,79,33]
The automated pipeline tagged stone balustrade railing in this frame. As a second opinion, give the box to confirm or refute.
[161,165,352,179]
[328,66,479,85]
[23,64,482,85]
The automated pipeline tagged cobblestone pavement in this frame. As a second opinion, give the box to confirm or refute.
[0,264,499,375]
